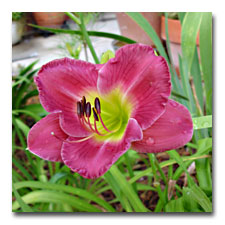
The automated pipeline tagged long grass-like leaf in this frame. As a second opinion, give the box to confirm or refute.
[29,24,136,44]
[109,165,149,212]
[181,12,203,70]
[12,190,102,212]
[199,13,212,114]
[14,181,115,212]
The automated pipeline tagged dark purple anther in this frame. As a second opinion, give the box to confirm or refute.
[77,102,82,118]
[94,97,101,114]
[92,107,99,121]
[82,96,86,111]
[85,102,91,117]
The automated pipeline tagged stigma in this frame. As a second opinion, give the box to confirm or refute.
[76,96,111,136]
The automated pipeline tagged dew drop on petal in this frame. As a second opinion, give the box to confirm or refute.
[170,101,179,107]
[182,130,187,134]
[146,137,155,145]
[170,118,181,124]
[149,82,153,87]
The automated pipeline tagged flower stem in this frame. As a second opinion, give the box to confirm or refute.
[78,12,100,64]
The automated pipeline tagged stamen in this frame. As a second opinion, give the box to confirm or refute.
[94,97,111,133]
[81,96,87,112]
[92,107,99,121]
[85,102,91,118]
[94,119,105,136]
[87,117,96,133]
[98,113,111,133]
[77,102,82,118]
[94,97,101,114]
[51,131,93,143]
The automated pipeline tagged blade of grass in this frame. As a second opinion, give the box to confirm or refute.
[181,12,203,70]
[164,12,184,96]
[14,181,115,212]
[167,150,195,186]
[109,165,149,212]
[12,182,33,212]
[104,171,133,212]
[29,24,136,44]
[124,152,137,192]
[199,12,212,114]
[12,190,102,212]
[183,185,212,212]
[129,152,211,184]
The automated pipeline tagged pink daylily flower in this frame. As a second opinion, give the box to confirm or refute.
[27,44,193,179]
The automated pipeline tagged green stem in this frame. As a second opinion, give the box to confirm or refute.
[124,152,137,193]
[78,12,100,64]
[148,154,166,207]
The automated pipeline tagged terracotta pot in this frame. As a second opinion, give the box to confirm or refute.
[161,16,200,75]
[116,12,161,46]
[33,12,67,27]
[161,16,199,45]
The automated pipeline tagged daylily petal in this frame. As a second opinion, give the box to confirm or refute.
[35,58,98,137]
[97,44,171,130]
[131,100,193,153]
[27,113,68,162]
[61,118,143,179]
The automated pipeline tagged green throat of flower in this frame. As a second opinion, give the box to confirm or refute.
[77,88,133,142]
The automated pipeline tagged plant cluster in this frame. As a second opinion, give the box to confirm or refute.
[12,12,212,212]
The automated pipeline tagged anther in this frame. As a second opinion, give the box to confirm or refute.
[92,107,99,121]
[77,101,84,118]
[85,102,91,118]
[94,97,101,114]
[81,96,86,111]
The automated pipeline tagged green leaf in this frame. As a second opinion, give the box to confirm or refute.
[13,109,42,122]
[29,24,136,44]
[192,115,212,130]
[12,182,33,212]
[191,47,204,114]
[195,138,212,194]
[165,197,184,212]
[14,181,115,212]
[64,12,81,25]
[183,184,212,212]
[168,150,195,187]
[183,187,201,212]
[15,118,30,137]
[104,170,133,212]
[199,13,212,114]
[12,190,102,212]
[181,12,203,70]
[22,103,48,117]
[164,12,184,96]
[109,165,149,212]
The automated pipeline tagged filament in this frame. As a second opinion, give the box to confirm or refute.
[51,132,94,143]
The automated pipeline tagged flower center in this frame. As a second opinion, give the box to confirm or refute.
[77,96,111,136]
[80,88,133,142]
